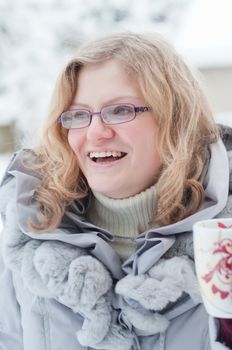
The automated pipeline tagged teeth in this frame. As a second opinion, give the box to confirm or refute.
[89,151,123,159]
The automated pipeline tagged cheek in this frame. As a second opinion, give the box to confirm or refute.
[67,131,82,155]
[136,125,161,170]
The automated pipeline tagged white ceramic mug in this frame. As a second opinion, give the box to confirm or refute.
[193,218,232,318]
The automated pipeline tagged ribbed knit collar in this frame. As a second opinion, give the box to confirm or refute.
[86,185,157,238]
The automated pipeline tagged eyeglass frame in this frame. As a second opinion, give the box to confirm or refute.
[58,103,152,129]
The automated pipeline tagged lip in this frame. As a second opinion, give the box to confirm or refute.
[86,153,127,168]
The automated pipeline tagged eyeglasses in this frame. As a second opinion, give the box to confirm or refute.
[58,103,152,129]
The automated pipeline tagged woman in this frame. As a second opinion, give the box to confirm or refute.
[0,32,231,349]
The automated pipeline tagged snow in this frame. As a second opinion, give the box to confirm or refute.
[175,0,232,68]
[0,154,11,232]
[0,0,190,135]
[1,0,232,139]
[0,154,11,183]
[215,112,232,128]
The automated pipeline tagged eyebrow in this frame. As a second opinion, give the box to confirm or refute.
[70,96,143,108]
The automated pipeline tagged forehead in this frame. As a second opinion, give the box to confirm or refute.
[74,60,143,106]
[78,59,128,80]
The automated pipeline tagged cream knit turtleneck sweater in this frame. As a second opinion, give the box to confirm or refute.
[86,186,157,261]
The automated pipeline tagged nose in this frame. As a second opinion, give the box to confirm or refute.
[86,114,114,142]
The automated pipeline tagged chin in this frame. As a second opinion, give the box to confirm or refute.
[89,185,122,199]
[88,179,118,196]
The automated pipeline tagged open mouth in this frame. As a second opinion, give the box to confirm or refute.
[88,151,127,163]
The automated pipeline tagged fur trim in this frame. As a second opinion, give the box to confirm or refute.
[122,306,169,334]
[1,194,133,349]
[115,256,201,335]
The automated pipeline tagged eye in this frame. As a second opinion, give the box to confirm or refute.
[113,105,134,115]
[60,110,90,129]
[60,112,73,128]
[73,110,89,120]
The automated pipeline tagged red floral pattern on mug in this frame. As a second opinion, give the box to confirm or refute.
[217,222,232,229]
[202,222,232,300]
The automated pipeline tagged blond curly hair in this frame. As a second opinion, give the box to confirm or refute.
[26,31,219,232]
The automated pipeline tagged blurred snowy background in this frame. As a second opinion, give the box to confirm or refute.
[0,0,232,183]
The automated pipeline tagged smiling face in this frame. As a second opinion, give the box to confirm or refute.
[67,59,161,199]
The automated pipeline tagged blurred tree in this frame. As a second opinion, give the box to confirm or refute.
[0,0,191,149]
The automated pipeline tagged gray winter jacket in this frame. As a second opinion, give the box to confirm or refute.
[0,125,232,350]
